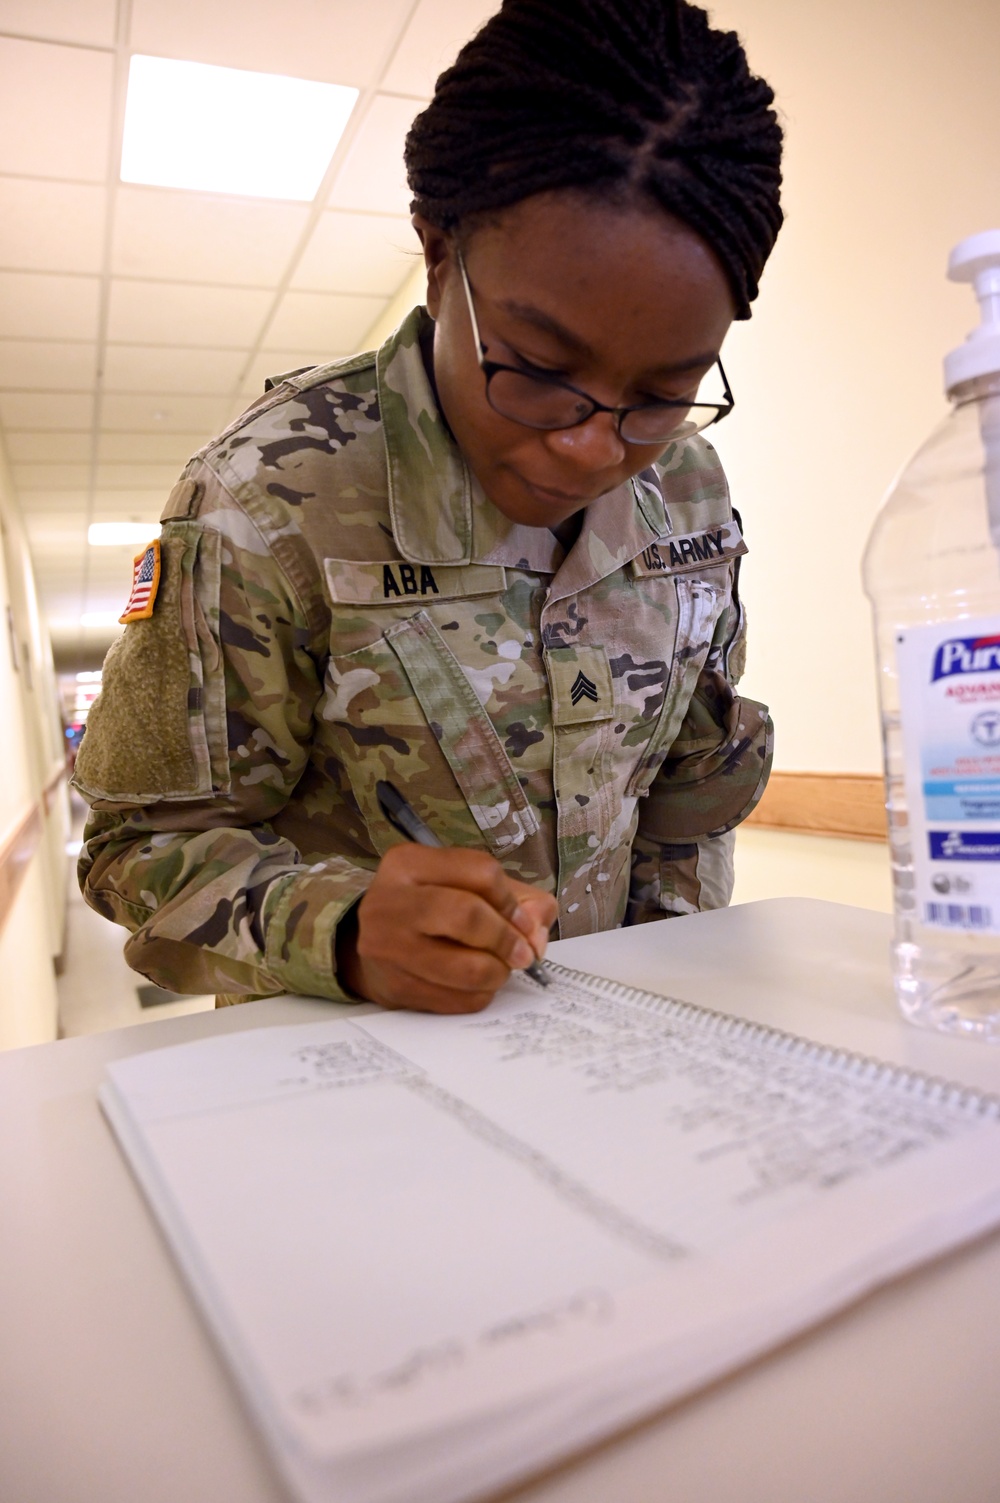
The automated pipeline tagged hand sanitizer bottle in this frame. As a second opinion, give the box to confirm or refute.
[863,230,1000,1039]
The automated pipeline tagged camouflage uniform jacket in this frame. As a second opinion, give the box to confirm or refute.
[74,308,771,1003]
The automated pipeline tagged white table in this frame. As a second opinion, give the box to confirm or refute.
[3,897,1000,1503]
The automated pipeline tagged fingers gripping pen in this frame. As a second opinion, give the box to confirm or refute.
[375,780,551,987]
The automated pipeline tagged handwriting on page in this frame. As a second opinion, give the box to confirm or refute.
[290,1290,613,1418]
[459,983,980,1218]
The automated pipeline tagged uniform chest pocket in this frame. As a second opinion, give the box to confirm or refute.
[624,574,725,798]
[321,609,539,856]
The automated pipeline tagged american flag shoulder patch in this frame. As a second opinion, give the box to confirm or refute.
[119,540,161,623]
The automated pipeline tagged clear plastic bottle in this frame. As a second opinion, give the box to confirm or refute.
[863,230,1000,1040]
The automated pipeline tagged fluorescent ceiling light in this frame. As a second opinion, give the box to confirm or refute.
[81,612,124,629]
[89,523,161,547]
[121,55,359,201]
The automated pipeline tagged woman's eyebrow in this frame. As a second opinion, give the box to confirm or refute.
[497,298,596,357]
[494,298,717,376]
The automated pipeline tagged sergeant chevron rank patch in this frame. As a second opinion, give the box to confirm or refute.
[119,540,161,623]
[571,671,598,706]
[546,645,612,726]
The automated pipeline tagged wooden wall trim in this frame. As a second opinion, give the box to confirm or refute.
[0,803,44,938]
[0,760,70,939]
[745,771,887,842]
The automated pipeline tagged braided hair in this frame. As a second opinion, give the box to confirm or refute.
[405,0,782,317]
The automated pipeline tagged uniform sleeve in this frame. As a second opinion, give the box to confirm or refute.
[626,591,772,925]
[73,473,372,1002]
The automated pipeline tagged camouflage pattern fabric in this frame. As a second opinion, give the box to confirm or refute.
[73,308,771,1003]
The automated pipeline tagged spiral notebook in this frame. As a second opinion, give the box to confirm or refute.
[100,964,1000,1503]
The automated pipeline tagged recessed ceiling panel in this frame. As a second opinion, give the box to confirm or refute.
[13,463,91,490]
[97,431,208,464]
[129,0,413,89]
[106,279,272,348]
[0,393,95,429]
[0,179,107,274]
[112,187,310,286]
[12,488,89,512]
[2,431,92,464]
[0,340,99,391]
[100,392,230,434]
[0,272,101,340]
[238,348,338,396]
[0,38,113,180]
[327,94,423,215]
[120,56,358,201]
[264,290,384,354]
[381,0,499,98]
[92,489,170,514]
[292,211,417,295]
[0,0,117,47]
[94,465,184,490]
[102,344,249,395]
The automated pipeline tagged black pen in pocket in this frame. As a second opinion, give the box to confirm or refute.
[375,780,551,987]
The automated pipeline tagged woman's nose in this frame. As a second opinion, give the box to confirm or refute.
[541,413,626,472]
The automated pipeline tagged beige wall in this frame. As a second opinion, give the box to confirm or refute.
[0,446,67,1049]
[706,0,1000,772]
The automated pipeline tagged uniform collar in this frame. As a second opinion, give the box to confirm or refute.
[376,308,668,584]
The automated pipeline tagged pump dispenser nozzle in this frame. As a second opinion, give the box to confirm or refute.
[945,229,1000,394]
[944,230,1000,550]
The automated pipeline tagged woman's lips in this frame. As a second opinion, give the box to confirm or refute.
[514,473,595,505]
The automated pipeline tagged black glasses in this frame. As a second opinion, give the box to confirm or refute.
[456,249,734,445]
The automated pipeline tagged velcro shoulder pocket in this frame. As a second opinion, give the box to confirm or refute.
[639,670,773,840]
[74,525,228,803]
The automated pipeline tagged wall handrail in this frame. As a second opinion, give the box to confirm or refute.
[0,760,70,940]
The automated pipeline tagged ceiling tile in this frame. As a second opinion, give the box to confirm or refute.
[94,465,181,490]
[239,348,337,396]
[100,393,230,434]
[102,344,249,395]
[13,488,89,511]
[129,0,412,88]
[0,1,117,47]
[22,505,85,530]
[264,290,383,353]
[97,431,207,463]
[12,462,90,489]
[23,521,87,549]
[327,94,423,215]
[112,187,310,287]
[292,211,417,295]
[0,38,113,180]
[0,340,99,390]
[0,273,101,339]
[106,279,272,348]
[0,393,94,428]
[0,178,107,274]
[92,489,167,514]
[2,431,91,463]
[88,558,158,589]
[381,0,499,97]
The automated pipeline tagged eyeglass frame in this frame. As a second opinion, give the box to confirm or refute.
[454,246,734,445]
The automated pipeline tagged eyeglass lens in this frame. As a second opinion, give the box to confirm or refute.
[485,367,727,443]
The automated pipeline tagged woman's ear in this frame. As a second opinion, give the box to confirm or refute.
[411,215,453,320]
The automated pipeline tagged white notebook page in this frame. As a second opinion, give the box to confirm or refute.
[101,965,1000,1503]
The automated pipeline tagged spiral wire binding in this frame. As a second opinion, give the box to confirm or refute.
[542,963,1000,1121]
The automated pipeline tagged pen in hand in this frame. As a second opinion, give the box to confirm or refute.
[375,780,551,987]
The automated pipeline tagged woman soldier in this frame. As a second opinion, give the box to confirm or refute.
[74,0,783,1013]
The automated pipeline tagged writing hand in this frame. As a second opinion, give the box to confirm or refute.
[337,845,557,1013]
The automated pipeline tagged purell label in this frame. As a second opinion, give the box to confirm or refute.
[897,617,1000,934]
